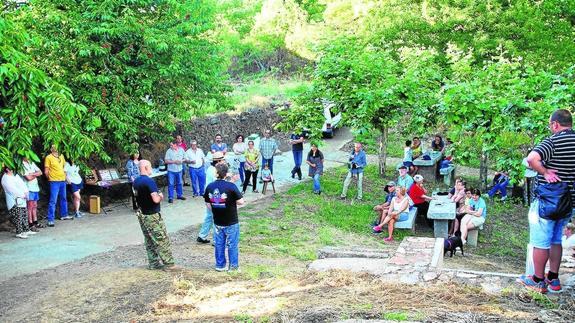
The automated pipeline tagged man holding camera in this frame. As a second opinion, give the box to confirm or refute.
[340,142,367,200]
[133,160,178,271]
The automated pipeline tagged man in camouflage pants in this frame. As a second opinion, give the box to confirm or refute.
[133,160,179,271]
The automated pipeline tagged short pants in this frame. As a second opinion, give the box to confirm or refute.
[529,200,573,249]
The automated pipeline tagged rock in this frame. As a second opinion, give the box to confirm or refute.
[400,273,420,285]
[308,258,390,276]
[423,272,438,282]
[317,246,390,260]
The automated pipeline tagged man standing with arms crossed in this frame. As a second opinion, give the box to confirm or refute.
[520,109,575,293]
[165,141,186,203]
[133,160,179,271]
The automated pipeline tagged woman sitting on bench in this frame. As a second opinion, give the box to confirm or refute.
[372,187,410,242]
[460,188,487,245]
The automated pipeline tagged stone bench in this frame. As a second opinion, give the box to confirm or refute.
[467,228,480,247]
[440,164,456,187]
[394,206,418,233]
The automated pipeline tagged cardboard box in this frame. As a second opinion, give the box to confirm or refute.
[89,195,101,214]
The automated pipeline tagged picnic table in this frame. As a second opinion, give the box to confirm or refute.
[413,151,443,182]
[427,194,456,238]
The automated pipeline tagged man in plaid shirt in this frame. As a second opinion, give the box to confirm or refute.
[259,129,278,174]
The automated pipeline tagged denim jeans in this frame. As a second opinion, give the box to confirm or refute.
[198,208,213,239]
[167,171,183,199]
[48,181,68,221]
[293,150,303,168]
[488,180,510,198]
[239,161,245,183]
[214,223,240,270]
[189,167,206,196]
[341,171,363,199]
[261,158,274,174]
[313,173,321,193]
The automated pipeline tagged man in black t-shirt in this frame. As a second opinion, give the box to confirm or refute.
[133,160,177,271]
[204,163,245,271]
[520,109,575,293]
[290,133,305,180]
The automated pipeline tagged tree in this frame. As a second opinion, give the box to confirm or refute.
[11,0,229,156]
[0,17,102,169]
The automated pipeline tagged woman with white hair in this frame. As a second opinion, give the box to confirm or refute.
[408,174,433,221]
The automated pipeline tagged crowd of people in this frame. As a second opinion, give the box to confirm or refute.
[1,110,574,292]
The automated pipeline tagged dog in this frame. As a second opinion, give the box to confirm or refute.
[444,236,464,257]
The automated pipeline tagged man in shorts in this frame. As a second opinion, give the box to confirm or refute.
[519,109,575,293]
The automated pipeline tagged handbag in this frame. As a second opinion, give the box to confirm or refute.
[536,182,572,220]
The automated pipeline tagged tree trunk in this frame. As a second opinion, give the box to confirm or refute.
[479,151,488,191]
[378,126,388,177]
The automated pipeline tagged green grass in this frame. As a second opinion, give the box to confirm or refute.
[383,311,410,321]
[230,76,309,111]
[241,165,412,261]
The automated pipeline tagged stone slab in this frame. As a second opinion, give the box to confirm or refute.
[317,246,390,259]
[427,195,456,220]
[413,151,442,166]
[308,258,390,276]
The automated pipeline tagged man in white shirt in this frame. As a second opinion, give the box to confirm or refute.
[185,140,206,197]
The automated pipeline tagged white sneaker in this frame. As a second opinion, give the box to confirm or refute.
[15,233,28,239]
[24,230,37,235]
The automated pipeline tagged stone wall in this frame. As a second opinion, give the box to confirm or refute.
[0,104,291,230]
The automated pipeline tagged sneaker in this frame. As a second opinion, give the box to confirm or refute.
[215,267,228,272]
[517,275,548,293]
[29,226,40,232]
[168,199,173,203]
[372,226,382,233]
[229,267,241,272]
[545,278,562,293]
[383,237,393,242]
[60,215,74,220]
[24,230,37,236]
[177,196,187,200]
[75,212,83,218]
[15,233,28,239]
[47,221,55,227]
[196,237,210,244]
[339,196,346,200]
[501,196,507,202]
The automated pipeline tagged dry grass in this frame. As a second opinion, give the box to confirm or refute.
[139,269,553,322]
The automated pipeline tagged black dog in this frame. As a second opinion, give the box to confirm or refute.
[444,236,464,257]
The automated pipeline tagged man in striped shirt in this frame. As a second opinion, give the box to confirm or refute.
[520,109,575,293]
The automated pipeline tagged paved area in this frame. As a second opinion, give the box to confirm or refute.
[0,129,354,282]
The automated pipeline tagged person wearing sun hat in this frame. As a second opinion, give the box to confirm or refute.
[397,165,414,192]
[408,174,433,221]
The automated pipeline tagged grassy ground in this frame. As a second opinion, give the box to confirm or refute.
[230,76,309,111]
[241,164,529,272]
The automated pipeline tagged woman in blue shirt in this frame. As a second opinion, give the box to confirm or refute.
[460,188,487,244]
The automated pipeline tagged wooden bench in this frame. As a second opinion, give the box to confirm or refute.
[262,180,276,194]
[394,206,418,233]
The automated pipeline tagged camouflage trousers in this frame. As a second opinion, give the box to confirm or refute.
[136,211,174,269]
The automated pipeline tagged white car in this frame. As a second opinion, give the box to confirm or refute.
[321,100,342,138]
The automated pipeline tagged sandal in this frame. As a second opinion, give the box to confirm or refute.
[383,237,393,242]
[253,190,259,193]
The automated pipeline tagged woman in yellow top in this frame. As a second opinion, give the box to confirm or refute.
[242,140,260,194]
[44,145,71,226]
[411,136,422,160]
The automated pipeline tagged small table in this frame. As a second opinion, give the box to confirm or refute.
[427,195,456,238]
[413,152,443,182]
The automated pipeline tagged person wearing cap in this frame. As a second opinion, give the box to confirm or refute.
[340,142,367,200]
[408,174,433,221]
[487,171,510,201]
[186,140,206,197]
[397,165,414,192]
[373,181,397,225]
[197,151,226,244]
[165,141,187,203]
